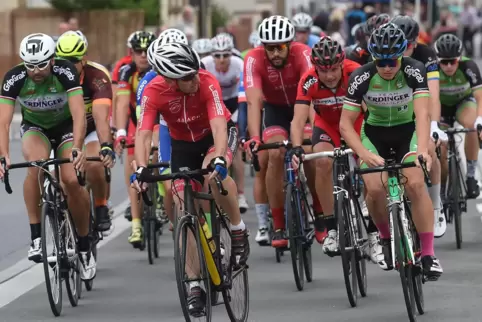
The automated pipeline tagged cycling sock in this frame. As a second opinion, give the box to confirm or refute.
[419,232,435,257]
[271,208,285,230]
[428,184,441,210]
[78,235,90,252]
[132,218,142,230]
[231,220,246,231]
[375,221,390,239]
[30,223,41,241]
[467,160,477,178]
[366,217,378,233]
[312,194,323,214]
[255,203,269,228]
[323,215,336,231]
[94,198,107,207]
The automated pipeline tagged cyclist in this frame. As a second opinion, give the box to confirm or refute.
[291,12,320,47]
[244,15,319,248]
[339,23,443,279]
[135,28,190,230]
[435,34,482,200]
[192,38,212,59]
[241,31,261,59]
[391,15,448,237]
[55,31,116,232]
[0,33,96,280]
[289,37,379,259]
[133,42,249,315]
[347,13,390,65]
[203,33,248,213]
[112,31,136,82]
[114,30,156,248]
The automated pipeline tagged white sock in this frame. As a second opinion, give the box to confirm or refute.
[255,203,269,228]
[428,184,441,210]
[231,220,246,231]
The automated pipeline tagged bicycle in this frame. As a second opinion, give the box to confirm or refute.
[355,151,431,322]
[0,153,105,316]
[303,144,368,306]
[251,139,314,290]
[434,124,477,249]
[140,167,249,322]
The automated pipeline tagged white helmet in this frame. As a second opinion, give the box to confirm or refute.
[150,42,200,79]
[157,28,188,46]
[291,13,313,30]
[258,15,295,44]
[211,33,234,52]
[20,33,56,63]
[147,38,162,67]
[248,31,260,47]
[126,31,136,48]
[192,38,212,54]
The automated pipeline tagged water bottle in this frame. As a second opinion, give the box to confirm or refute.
[200,217,216,253]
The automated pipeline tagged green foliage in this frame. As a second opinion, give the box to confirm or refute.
[211,4,230,34]
[47,0,160,25]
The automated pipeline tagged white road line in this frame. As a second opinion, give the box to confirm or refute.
[0,199,130,308]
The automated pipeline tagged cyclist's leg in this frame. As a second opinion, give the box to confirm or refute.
[126,120,143,247]
[302,123,322,217]
[263,104,291,248]
[56,122,95,280]
[254,108,269,244]
[84,125,111,231]
[401,128,443,279]
[456,97,479,198]
[428,135,446,237]
[158,122,173,224]
[21,122,51,262]
[439,107,456,195]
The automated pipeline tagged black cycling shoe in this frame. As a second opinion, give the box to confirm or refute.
[187,286,206,317]
[231,229,250,268]
[95,206,112,232]
[466,177,480,199]
[379,238,393,271]
[124,204,132,221]
[421,255,443,281]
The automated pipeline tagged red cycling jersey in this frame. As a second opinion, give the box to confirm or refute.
[244,42,312,106]
[112,56,132,83]
[138,70,232,142]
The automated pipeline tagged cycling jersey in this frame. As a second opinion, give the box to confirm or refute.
[117,62,150,124]
[411,43,439,81]
[112,56,132,84]
[346,44,371,65]
[344,57,430,127]
[138,70,231,142]
[244,42,312,106]
[1,58,82,129]
[439,57,482,107]
[201,55,243,101]
[296,59,363,147]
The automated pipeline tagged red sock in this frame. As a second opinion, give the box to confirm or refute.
[419,232,435,257]
[375,221,390,239]
[312,195,323,214]
[271,208,285,230]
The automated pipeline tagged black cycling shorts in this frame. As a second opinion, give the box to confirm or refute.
[441,96,476,127]
[20,118,73,152]
[224,97,238,115]
[262,102,294,141]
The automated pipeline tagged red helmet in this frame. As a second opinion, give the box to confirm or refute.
[311,36,345,69]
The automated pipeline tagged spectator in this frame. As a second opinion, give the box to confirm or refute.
[59,21,70,35]
[431,10,458,41]
[68,17,79,31]
[460,0,479,56]
[327,18,346,48]
[176,5,197,40]
[257,10,272,28]
[345,3,366,45]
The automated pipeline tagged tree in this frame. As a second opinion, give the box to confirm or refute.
[211,4,230,34]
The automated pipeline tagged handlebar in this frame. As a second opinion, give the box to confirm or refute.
[249,138,311,172]
[138,165,227,207]
[433,126,481,160]
[303,148,353,161]
[355,155,432,187]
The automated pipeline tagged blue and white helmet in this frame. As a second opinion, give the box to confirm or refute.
[192,38,213,54]
[211,33,234,52]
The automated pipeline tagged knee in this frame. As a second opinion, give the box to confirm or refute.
[61,172,81,192]
[315,157,333,175]
[268,150,284,166]
[406,179,426,195]
[366,184,385,201]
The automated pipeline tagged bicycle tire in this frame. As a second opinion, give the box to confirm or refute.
[174,215,212,321]
[145,203,154,265]
[353,199,367,298]
[449,156,462,249]
[391,204,416,322]
[41,203,63,316]
[337,192,357,307]
[84,201,97,292]
[286,184,305,291]
[64,211,81,307]
[151,183,161,258]
[302,191,313,283]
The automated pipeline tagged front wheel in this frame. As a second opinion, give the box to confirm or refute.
[449,157,462,249]
[286,184,304,291]
[64,211,81,307]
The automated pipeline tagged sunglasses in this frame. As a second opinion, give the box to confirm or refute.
[24,60,51,71]
[179,72,198,82]
[213,52,231,59]
[63,56,83,64]
[374,58,399,68]
[438,58,458,65]
[133,49,147,55]
[264,43,288,52]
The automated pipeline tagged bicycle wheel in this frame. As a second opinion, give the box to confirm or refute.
[174,215,212,321]
[150,183,162,259]
[337,193,357,307]
[286,184,305,291]
[353,199,367,298]
[41,203,63,316]
[391,204,416,322]
[449,157,462,249]
[302,191,313,283]
[64,211,81,307]
[145,202,155,265]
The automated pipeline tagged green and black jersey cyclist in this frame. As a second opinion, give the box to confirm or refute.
[435,34,482,200]
[340,23,443,280]
[391,15,448,238]
[0,33,96,280]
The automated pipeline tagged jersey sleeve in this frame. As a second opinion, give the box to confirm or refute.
[52,59,83,97]
[89,65,113,104]
[244,51,262,90]
[112,57,129,84]
[0,65,27,105]
[462,59,482,91]
[296,44,313,75]
[403,58,430,99]
[343,64,372,112]
[117,63,134,95]
[137,82,161,131]
[420,45,440,81]
[296,70,317,105]
[136,71,157,106]
[203,77,228,120]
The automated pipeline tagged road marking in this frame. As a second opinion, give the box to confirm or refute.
[0,199,130,309]
[476,203,482,214]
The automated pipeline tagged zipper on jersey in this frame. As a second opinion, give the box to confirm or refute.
[279,72,290,106]
[183,96,195,141]
[388,80,392,127]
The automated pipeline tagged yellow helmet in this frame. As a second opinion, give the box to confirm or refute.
[56,30,88,58]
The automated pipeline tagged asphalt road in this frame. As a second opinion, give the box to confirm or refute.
[1,154,482,321]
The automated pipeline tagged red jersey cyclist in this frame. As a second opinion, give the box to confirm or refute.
[244,15,319,248]
[132,43,249,315]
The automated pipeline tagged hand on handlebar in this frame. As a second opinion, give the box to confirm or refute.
[71,148,86,172]
[130,165,149,193]
[415,151,432,172]
[114,129,127,155]
[100,143,116,168]
[208,156,228,181]
[244,136,261,158]
[290,146,304,170]
[0,155,10,180]
[359,150,385,168]
[430,121,447,145]
[475,117,482,140]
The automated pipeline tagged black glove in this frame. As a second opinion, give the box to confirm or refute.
[290,146,305,158]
